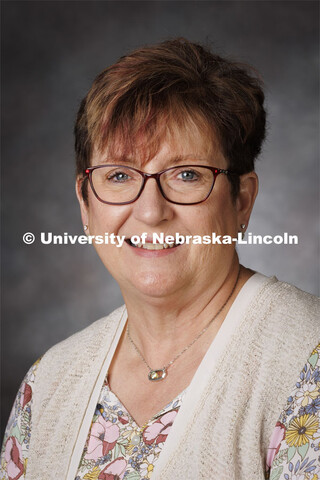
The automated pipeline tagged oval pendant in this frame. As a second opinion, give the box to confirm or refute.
[148,368,167,381]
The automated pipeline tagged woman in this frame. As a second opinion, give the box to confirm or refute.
[1,39,319,480]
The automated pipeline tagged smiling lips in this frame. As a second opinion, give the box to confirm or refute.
[125,238,178,250]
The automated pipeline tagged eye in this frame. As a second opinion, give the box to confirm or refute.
[107,171,131,183]
[177,169,200,181]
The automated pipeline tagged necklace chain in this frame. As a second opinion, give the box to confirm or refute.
[127,267,241,381]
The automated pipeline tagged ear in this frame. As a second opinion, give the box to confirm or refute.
[236,171,259,229]
[75,176,90,232]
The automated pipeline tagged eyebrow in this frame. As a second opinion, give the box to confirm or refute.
[163,155,203,166]
[98,154,207,168]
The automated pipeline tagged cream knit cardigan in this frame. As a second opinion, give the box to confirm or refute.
[26,274,319,480]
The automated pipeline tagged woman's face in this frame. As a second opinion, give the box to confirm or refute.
[77,129,255,300]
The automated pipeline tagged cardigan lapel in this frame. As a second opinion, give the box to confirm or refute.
[66,305,128,479]
[27,305,128,480]
[150,273,270,479]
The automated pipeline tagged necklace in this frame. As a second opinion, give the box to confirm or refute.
[127,267,241,382]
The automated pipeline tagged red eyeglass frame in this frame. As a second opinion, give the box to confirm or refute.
[85,164,236,206]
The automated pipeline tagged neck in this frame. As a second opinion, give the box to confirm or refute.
[121,257,253,366]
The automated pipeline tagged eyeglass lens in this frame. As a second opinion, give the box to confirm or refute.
[90,165,215,204]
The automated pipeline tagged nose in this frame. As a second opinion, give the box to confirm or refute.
[131,176,174,226]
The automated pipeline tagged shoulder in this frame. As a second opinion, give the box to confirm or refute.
[236,275,319,452]
[32,304,126,398]
[40,304,126,361]
[242,275,319,361]
[250,275,319,338]
[242,275,319,412]
[29,304,126,422]
[267,278,318,317]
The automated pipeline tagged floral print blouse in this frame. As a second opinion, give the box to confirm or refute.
[1,345,320,480]
[0,360,186,480]
[266,344,320,479]
[76,378,187,480]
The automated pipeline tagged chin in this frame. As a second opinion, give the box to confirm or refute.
[128,271,183,298]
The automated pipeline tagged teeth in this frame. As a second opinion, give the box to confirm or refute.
[135,242,176,250]
[126,238,177,250]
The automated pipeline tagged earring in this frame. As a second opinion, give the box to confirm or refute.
[239,224,246,240]
[84,225,88,231]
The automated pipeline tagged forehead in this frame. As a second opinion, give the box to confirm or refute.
[91,121,225,168]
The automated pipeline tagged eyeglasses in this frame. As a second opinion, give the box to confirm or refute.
[85,164,235,206]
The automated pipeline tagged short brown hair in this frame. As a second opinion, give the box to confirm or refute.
[75,38,266,202]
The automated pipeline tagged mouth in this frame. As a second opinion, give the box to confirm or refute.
[125,239,178,250]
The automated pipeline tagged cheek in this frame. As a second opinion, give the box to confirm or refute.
[207,194,238,233]
[87,195,130,234]
[187,201,237,235]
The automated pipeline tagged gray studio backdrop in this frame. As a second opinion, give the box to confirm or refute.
[1,1,319,435]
